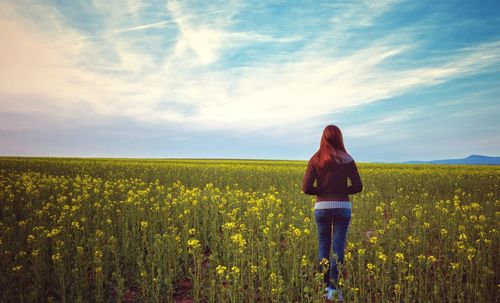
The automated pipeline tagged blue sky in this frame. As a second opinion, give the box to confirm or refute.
[0,0,499,162]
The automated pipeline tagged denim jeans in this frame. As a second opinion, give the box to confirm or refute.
[314,208,351,289]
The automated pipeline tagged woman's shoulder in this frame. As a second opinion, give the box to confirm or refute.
[335,151,354,164]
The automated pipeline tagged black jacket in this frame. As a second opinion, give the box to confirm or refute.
[302,156,363,200]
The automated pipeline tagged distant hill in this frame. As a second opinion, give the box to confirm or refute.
[403,155,500,165]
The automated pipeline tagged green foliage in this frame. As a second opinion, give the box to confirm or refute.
[0,158,498,302]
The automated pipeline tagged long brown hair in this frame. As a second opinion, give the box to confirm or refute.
[314,125,351,174]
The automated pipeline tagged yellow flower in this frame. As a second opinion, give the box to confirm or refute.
[95,229,104,238]
[339,277,344,286]
[269,272,277,282]
[301,255,308,268]
[216,265,227,276]
[231,266,240,275]
[230,233,247,252]
[456,241,466,251]
[222,222,236,230]
[358,248,366,256]
[140,221,149,230]
[393,284,401,295]
[250,265,258,273]
[187,239,201,252]
[427,255,437,263]
[27,234,36,243]
[413,204,423,218]
[450,262,459,270]
[52,253,61,262]
[292,227,302,237]
[395,252,405,263]
[12,265,22,272]
[94,250,103,259]
[377,251,387,263]
[407,235,420,245]
[366,263,376,272]
[467,247,476,261]
[47,228,61,238]
[369,236,378,244]
[320,258,329,267]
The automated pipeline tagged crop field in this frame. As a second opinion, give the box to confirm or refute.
[0,157,498,302]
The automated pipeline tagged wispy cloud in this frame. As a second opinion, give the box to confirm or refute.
[329,0,401,28]
[113,20,176,33]
[345,109,419,138]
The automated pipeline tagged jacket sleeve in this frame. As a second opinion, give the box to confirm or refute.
[302,160,318,195]
[346,161,363,194]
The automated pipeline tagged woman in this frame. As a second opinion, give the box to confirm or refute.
[302,125,363,301]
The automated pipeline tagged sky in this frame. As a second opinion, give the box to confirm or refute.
[0,0,499,162]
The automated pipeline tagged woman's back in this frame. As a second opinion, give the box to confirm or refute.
[302,152,363,201]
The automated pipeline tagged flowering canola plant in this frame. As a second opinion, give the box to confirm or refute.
[0,158,498,302]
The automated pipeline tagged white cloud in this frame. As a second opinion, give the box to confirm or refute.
[344,109,418,138]
[329,0,401,28]
[1,0,499,139]
[0,2,89,104]
[165,0,300,65]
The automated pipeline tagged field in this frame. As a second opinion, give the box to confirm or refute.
[0,157,498,302]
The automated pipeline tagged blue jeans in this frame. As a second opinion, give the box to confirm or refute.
[314,208,351,289]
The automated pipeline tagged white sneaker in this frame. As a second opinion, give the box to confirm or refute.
[324,287,334,300]
[325,287,343,301]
